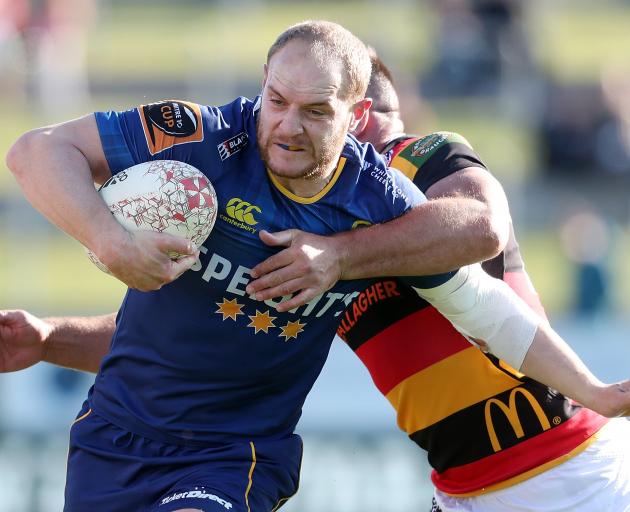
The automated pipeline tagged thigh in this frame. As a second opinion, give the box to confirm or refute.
[152,437,303,512]
[64,407,158,511]
[65,407,301,512]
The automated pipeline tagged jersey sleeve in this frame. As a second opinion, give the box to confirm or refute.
[94,99,215,176]
[390,132,487,193]
[351,138,429,223]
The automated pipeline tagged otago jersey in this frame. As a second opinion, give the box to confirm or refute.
[339,132,609,496]
[90,97,433,446]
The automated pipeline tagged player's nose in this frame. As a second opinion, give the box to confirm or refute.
[277,107,304,137]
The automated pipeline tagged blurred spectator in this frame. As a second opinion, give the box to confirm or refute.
[596,65,630,175]
[0,0,31,37]
[560,208,612,318]
[30,0,97,115]
[539,81,609,176]
[420,0,535,99]
[0,0,31,101]
[0,0,96,114]
[539,71,630,179]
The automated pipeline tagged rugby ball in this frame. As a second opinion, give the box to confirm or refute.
[87,160,217,273]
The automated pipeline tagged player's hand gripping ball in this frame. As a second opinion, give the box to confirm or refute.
[87,160,218,273]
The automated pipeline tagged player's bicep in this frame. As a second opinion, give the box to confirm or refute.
[53,114,111,185]
[427,166,511,248]
[425,166,506,206]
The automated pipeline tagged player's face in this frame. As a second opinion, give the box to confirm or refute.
[257,40,355,197]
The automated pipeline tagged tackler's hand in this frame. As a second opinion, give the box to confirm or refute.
[0,309,52,372]
[247,229,345,312]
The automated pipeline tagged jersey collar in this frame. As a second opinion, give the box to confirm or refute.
[266,157,347,204]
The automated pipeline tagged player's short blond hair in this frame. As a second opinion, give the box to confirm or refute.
[267,20,371,103]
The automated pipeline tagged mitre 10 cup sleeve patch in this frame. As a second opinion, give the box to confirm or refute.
[139,100,204,155]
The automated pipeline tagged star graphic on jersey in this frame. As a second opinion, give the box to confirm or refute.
[215,298,244,321]
[279,320,305,341]
[247,310,277,334]
[181,177,213,210]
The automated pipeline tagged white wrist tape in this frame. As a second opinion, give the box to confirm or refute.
[413,264,540,369]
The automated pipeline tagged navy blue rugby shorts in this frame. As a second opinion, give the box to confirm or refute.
[64,403,302,512]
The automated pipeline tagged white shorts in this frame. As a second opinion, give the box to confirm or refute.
[433,418,630,512]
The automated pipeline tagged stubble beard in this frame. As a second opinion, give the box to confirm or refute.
[257,121,345,183]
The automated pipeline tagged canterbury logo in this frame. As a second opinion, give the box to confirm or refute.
[225,198,261,225]
[484,387,551,452]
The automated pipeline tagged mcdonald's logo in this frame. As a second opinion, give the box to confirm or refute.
[484,387,551,452]
[225,198,262,226]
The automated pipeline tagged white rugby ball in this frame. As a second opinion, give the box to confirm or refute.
[87,160,217,273]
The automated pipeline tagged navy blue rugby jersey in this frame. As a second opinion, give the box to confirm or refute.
[89,97,434,446]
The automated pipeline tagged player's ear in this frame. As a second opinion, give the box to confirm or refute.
[349,98,372,133]
[261,64,269,89]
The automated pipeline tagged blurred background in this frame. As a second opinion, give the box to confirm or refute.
[1,0,630,510]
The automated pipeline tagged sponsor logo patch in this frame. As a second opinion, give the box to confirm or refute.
[218,132,249,161]
[139,100,203,155]
[336,280,401,340]
[484,387,551,452]
[160,487,232,509]
[411,132,447,157]
[219,197,262,233]
[225,198,261,225]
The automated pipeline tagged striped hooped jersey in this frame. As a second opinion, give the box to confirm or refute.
[338,132,609,496]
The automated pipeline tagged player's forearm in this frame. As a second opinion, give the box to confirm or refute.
[519,325,605,410]
[43,314,116,373]
[520,324,630,418]
[338,197,505,280]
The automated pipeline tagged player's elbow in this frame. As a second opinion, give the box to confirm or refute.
[6,129,44,182]
[479,211,510,259]
[5,134,25,179]
[460,213,508,263]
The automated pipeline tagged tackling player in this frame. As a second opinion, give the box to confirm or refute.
[248,49,630,512]
[246,50,630,511]
[348,51,630,512]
